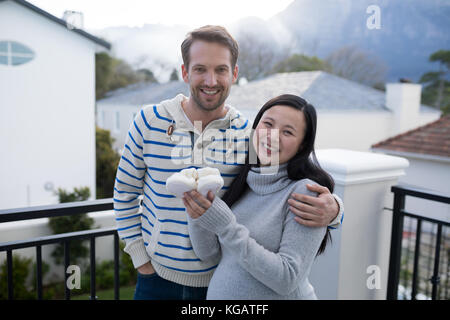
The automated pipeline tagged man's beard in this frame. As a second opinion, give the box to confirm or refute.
[190,86,229,112]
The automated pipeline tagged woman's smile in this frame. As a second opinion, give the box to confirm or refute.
[253,105,306,166]
[261,140,279,156]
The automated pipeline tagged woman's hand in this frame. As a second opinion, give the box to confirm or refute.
[182,190,215,219]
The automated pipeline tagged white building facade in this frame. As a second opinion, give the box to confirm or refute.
[227,73,441,152]
[0,0,110,209]
[372,115,450,223]
[97,72,441,154]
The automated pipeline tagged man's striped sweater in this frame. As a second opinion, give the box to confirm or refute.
[113,94,251,287]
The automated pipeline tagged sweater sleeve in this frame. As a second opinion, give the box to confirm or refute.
[328,193,344,229]
[194,181,326,296]
[187,215,221,262]
[113,110,150,269]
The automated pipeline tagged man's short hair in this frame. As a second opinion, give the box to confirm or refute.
[181,25,239,69]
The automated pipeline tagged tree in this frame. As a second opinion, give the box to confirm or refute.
[95,52,157,99]
[170,68,179,81]
[96,126,120,199]
[271,53,332,74]
[48,187,94,266]
[109,58,141,91]
[236,31,289,81]
[419,50,450,114]
[325,45,387,88]
[95,52,113,100]
[55,187,91,203]
[137,68,157,83]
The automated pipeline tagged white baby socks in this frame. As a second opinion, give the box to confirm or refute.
[165,167,224,198]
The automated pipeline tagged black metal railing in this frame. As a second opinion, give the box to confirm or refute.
[387,185,449,300]
[0,198,119,300]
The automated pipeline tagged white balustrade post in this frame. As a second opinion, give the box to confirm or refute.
[309,149,409,299]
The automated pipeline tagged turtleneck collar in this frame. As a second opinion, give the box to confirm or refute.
[247,163,291,195]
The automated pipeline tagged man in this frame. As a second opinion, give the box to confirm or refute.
[113,25,344,300]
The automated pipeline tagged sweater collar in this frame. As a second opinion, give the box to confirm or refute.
[161,94,240,132]
[247,163,291,195]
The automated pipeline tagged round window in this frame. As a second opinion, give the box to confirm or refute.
[0,41,35,66]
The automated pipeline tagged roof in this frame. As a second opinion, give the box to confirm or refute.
[1,0,111,49]
[97,81,190,106]
[372,115,450,158]
[97,71,440,115]
[227,71,437,112]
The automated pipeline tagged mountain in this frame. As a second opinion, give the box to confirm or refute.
[90,0,450,83]
[271,0,450,81]
[92,24,190,82]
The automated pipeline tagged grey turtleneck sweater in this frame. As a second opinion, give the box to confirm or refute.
[187,163,327,300]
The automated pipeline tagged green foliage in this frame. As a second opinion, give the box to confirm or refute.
[0,243,136,300]
[55,186,91,203]
[170,68,179,81]
[119,241,137,286]
[96,127,120,199]
[96,260,115,290]
[271,54,332,74]
[429,50,450,67]
[419,49,450,114]
[31,260,56,300]
[95,52,114,100]
[84,241,136,292]
[137,68,157,82]
[51,241,136,298]
[0,255,35,300]
[95,52,158,100]
[49,187,94,266]
[420,78,450,113]
[109,58,141,92]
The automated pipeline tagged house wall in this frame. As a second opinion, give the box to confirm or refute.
[0,1,97,209]
[316,110,440,152]
[96,104,139,153]
[97,104,440,156]
[372,152,450,224]
[402,158,450,230]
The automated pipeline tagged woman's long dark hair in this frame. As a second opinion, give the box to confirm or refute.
[222,94,334,255]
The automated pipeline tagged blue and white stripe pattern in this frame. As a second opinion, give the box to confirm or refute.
[114,94,251,286]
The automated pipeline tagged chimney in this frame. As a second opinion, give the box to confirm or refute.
[62,10,84,30]
[385,82,422,135]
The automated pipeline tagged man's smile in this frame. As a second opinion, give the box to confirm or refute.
[200,87,220,96]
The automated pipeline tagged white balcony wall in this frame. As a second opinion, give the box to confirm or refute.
[0,210,116,285]
[309,149,409,299]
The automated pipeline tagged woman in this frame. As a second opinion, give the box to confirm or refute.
[182,94,334,299]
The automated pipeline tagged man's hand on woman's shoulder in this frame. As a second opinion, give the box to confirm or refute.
[288,183,339,227]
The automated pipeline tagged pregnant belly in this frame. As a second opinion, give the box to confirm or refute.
[206,260,316,300]
[206,261,286,300]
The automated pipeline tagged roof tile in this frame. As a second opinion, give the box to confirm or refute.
[372,115,450,158]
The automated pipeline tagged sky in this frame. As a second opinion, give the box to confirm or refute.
[28,0,295,30]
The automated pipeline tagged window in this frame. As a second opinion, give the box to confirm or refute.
[0,41,35,66]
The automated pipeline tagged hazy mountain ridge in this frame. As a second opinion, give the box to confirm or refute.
[274,0,450,81]
[90,0,450,82]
